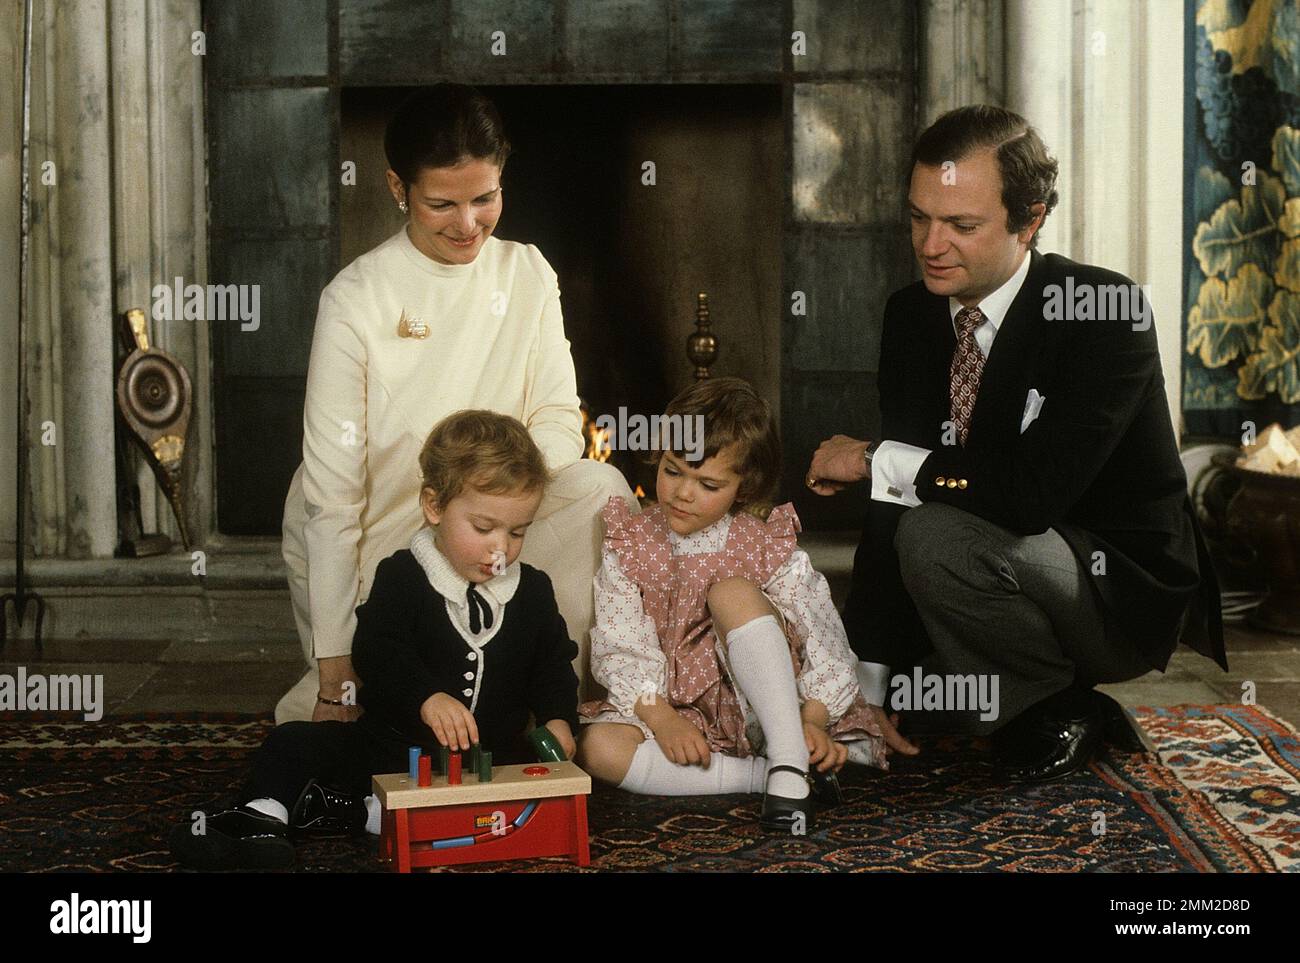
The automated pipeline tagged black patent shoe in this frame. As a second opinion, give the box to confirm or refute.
[808,767,844,806]
[1001,715,1105,783]
[1091,690,1147,752]
[289,779,368,836]
[168,805,295,871]
[760,764,816,834]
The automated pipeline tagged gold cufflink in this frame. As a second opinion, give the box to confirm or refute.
[397,307,429,339]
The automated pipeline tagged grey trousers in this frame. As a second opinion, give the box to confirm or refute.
[894,503,1152,734]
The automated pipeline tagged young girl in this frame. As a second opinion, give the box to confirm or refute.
[577,378,886,832]
[170,411,581,869]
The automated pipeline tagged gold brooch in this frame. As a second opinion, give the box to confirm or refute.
[397,307,429,339]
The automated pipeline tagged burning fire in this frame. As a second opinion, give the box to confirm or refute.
[579,402,646,502]
[580,405,612,462]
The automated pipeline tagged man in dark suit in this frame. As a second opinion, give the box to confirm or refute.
[806,105,1226,782]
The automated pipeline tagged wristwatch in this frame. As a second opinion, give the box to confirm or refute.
[863,440,877,474]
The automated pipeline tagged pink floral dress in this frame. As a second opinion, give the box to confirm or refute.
[580,496,886,768]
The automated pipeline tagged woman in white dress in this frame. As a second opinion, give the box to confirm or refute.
[278,85,634,723]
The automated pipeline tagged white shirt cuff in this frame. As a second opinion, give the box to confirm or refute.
[870,440,929,508]
[855,661,892,706]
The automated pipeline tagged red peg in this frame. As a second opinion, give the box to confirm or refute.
[417,754,432,787]
[448,751,462,785]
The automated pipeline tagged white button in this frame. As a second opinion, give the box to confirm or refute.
[462,688,473,697]
[463,671,474,681]
[467,652,477,661]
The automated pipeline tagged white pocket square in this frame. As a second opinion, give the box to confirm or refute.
[1020,388,1046,434]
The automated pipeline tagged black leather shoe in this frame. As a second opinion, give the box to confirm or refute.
[808,768,844,806]
[289,780,369,836]
[1000,714,1105,783]
[1091,690,1146,752]
[989,710,1057,768]
[760,765,816,834]
[168,805,295,870]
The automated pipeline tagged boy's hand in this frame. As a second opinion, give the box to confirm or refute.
[543,719,577,761]
[804,722,848,773]
[419,692,479,750]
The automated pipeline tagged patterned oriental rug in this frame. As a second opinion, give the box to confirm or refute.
[0,705,1296,873]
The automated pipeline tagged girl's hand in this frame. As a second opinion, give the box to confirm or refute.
[419,692,480,750]
[804,722,848,773]
[651,712,713,767]
[543,719,577,761]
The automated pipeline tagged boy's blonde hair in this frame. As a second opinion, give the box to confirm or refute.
[418,410,551,508]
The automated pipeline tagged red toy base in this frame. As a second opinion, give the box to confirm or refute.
[379,794,590,872]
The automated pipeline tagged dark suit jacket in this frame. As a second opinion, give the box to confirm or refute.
[842,250,1227,674]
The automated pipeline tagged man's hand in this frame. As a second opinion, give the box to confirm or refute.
[806,435,873,496]
[314,655,363,723]
[543,718,577,761]
[420,692,480,750]
[867,703,919,756]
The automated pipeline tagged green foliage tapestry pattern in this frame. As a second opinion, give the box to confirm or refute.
[1186,0,1300,430]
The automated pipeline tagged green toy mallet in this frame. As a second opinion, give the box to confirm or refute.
[528,726,568,762]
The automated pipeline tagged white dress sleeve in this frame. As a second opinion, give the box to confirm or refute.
[589,544,666,717]
[300,287,368,660]
[763,547,862,723]
[521,249,584,472]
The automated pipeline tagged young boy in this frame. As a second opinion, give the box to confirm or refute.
[169,411,580,870]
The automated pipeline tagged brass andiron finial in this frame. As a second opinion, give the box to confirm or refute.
[685,292,717,380]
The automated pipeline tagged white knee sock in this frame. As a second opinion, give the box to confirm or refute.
[725,615,809,799]
[617,740,766,796]
[245,797,289,823]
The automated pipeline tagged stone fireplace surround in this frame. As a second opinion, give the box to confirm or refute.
[206,0,918,535]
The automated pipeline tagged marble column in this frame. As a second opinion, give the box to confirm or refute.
[920,0,1005,125]
[53,0,117,558]
[0,0,211,558]
[109,0,212,547]
[1006,0,1185,431]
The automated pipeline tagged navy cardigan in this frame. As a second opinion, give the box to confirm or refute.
[351,550,580,764]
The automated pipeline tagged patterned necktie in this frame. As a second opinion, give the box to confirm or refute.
[949,306,986,447]
[466,585,493,634]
